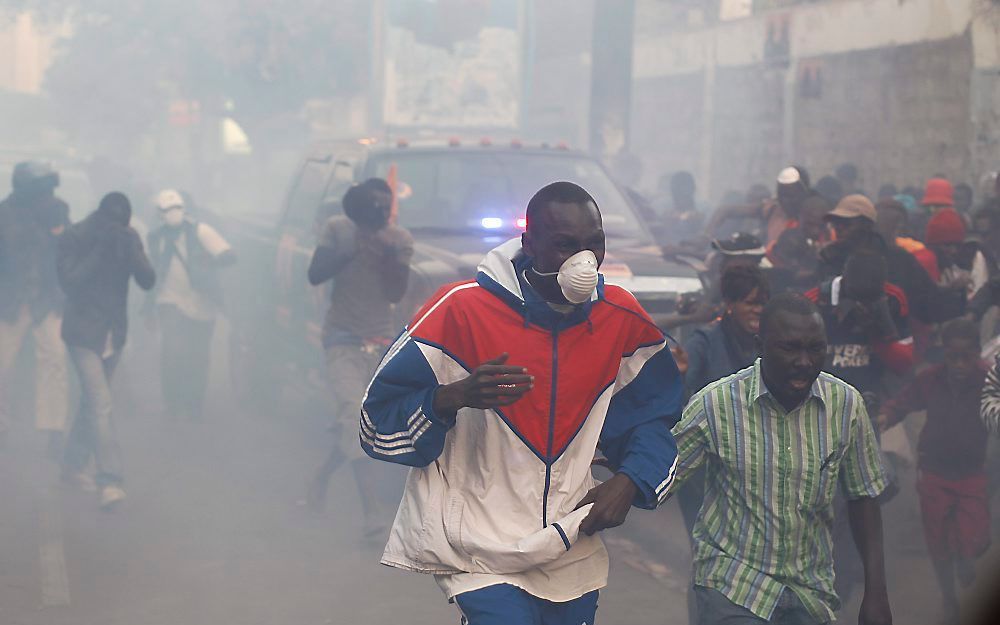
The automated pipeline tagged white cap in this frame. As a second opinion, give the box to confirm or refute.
[776,167,801,185]
[156,189,184,211]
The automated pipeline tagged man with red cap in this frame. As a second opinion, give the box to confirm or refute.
[925,208,989,299]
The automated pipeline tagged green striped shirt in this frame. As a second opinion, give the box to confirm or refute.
[670,359,887,623]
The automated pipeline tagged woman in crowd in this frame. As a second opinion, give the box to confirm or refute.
[683,263,770,394]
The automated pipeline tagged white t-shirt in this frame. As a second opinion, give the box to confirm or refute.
[156,223,231,321]
[940,250,989,300]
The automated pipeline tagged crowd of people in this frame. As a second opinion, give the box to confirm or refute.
[4,154,1000,625]
[641,162,1000,624]
[0,162,235,508]
[350,163,1000,624]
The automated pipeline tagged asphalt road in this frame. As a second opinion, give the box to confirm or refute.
[1,331,999,624]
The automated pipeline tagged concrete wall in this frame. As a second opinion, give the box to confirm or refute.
[971,7,1000,182]
[792,34,974,193]
[631,0,998,201]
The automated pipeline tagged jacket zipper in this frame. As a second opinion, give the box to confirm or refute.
[542,324,560,528]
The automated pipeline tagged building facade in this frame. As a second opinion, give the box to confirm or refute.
[632,0,1000,200]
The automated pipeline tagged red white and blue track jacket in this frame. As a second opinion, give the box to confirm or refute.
[360,238,682,600]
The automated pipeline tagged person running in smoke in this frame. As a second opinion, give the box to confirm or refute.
[670,293,892,625]
[925,207,991,300]
[769,227,820,294]
[304,178,414,535]
[652,171,705,244]
[805,250,913,607]
[683,263,769,395]
[361,182,683,625]
[805,250,915,398]
[705,165,812,245]
[145,189,236,420]
[677,263,769,624]
[58,192,155,510]
[0,162,71,453]
[820,194,966,324]
[879,319,990,623]
[981,342,1000,437]
[875,198,940,282]
[835,162,865,197]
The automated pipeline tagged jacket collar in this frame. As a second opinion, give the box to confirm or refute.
[475,238,604,331]
[748,358,827,409]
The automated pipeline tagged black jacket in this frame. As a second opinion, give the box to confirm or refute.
[819,231,965,324]
[0,193,70,322]
[58,210,155,353]
[683,315,759,395]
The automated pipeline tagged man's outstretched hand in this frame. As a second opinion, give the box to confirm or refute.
[575,473,638,536]
[432,353,533,420]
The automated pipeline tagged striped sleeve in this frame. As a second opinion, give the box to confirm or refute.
[599,321,683,509]
[359,284,474,467]
[359,334,455,467]
[666,391,713,495]
[838,389,889,500]
[981,359,1000,436]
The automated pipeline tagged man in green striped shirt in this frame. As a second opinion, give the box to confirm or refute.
[671,293,892,625]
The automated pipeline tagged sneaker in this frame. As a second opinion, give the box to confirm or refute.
[100,485,127,510]
[62,471,98,493]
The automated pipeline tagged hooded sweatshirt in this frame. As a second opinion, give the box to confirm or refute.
[57,205,155,353]
[0,191,70,322]
[360,238,683,601]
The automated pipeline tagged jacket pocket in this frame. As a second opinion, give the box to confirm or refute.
[443,493,594,575]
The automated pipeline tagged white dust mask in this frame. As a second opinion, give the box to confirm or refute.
[533,249,599,304]
[162,207,184,228]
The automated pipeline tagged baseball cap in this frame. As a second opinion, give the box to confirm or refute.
[825,194,876,222]
[777,167,801,186]
[156,189,185,211]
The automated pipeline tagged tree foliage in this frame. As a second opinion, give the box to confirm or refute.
[4,0,371,151]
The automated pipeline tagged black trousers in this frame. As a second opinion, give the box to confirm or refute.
[158,304,215,418]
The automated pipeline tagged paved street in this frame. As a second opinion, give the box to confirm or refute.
[0,335,998,624]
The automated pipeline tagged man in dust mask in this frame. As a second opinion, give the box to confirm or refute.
[146,188,235,420]
[157,189,186,228]
[359,181,683,624]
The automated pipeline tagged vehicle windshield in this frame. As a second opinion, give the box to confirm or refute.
[365,151,648,241]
